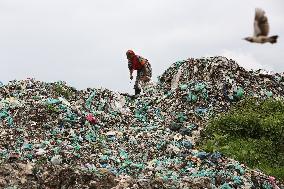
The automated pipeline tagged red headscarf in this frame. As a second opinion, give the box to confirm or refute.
[126,50,135,57]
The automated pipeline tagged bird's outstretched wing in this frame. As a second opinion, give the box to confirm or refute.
[253,8,269,37]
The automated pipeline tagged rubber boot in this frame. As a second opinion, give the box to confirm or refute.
[135,88,141,95]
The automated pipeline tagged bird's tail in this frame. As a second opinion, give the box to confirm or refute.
[269,35,278,44]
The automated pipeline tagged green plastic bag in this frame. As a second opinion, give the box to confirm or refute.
[194,83,206,92]
[179,84,188,90]
[235,87,244,98]
[186,92,198,102]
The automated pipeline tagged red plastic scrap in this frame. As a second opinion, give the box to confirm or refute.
[86,114,97,124]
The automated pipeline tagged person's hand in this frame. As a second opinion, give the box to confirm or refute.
[130,75,133,80]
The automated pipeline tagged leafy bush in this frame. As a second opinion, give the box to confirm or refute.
[53,83,75,100]
[200,98,284,180]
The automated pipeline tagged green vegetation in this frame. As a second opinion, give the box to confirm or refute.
[200,98,284,180]
[53,82,75,100]
[46,104,60,113]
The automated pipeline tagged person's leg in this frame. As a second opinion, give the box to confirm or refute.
[134,70,142,95]
[135,87,141,95]
[145,62,152,78]
[134,82,141,95]
[141,62,152,81]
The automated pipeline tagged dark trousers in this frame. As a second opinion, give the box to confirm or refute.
[134,62,152,95]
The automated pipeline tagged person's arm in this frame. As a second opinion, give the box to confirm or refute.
[128,61,134,80]
[129,69,134,80]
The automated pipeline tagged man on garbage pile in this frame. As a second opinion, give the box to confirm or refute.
[126,50,152,95]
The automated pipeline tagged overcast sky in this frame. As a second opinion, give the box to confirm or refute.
[0,0,283,93]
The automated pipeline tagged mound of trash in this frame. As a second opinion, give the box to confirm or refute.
[0,56,283,188]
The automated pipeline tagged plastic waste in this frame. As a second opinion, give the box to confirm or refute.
[0,57,282,188]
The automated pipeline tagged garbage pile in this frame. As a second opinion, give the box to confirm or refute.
[1,56,283,188]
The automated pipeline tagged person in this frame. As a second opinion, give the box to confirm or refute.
[126,50,152,95]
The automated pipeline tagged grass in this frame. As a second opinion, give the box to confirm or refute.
[199,98,284,180]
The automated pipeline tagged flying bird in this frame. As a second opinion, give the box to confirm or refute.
[244,8,278,44]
